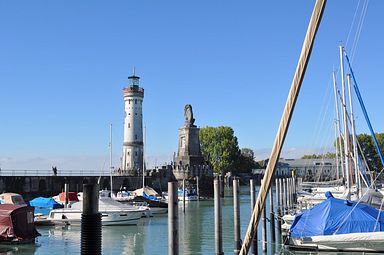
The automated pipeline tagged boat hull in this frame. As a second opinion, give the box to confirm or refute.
[290,232,384,252]
[48,209,141,226]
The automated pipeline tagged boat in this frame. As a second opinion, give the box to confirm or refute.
[178,188,198,201]
[0,204,40,244]
[47,191,147,226]
[114,187,167,214]
[29,197,64,216]
[52,191,79,206]
[289,192,384,252]
[0,193,27,206]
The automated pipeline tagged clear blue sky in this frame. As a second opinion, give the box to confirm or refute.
[1,0,383,170]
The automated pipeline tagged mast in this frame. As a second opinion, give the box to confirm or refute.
[339,45,351,198]
[332,71,344,180]
[347,74,362,196]
[110,123,113,194]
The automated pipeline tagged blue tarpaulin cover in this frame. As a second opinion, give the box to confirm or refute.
[29,197,63,215]
[290,193,384,238]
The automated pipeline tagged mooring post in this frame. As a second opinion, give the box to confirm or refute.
[220,174,225,198]
[250,179,257,255]
[196,176,200,200]
[168,181,179,255]
[81,183,101,255]
[233,178,241,255]
[183,179,186,214]
[64,182,69,208]
[276,178,282,238]
[269,183,276,248]
[262,204,267,252]
[214,177,224,255]
[261,177,267,253]
[282,178,287,215]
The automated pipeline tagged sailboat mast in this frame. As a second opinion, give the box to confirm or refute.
[347,74,362,196]
[332,71,344,180]
[110,123,113,194]
[339,45,351,198]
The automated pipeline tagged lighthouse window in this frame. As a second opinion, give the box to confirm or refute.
[129,100,131,104]
[128,123,130,128]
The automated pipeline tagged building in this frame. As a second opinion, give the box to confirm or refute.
[275,158,337,181]
[121,72,144,175]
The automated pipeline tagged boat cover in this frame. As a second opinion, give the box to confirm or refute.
[359,189,384,210]
[29,197,63,215]
[0,204,40,242]
[290,192,384,238]
[58,192,79,202]
[132,186,159,197]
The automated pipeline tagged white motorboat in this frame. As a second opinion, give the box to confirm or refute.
[48,190,148,226]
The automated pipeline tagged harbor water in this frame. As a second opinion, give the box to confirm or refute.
[0,186,366,254]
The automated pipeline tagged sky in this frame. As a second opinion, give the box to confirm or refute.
[1,0,383,170]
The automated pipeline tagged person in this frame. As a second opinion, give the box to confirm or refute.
[52,166,58,176]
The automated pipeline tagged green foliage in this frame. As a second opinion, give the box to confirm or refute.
[356,133,384,172]
[199,126,240,174]
[236,148,259,173]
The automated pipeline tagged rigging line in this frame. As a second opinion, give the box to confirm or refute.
[344,52,384,167]
[373,196,384,232]
[345,0,362,50]
[351,0,370,63]
[333,165,384,235]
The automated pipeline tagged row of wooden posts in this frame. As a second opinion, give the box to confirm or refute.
[78,176,297,254]
[168,176,297,255]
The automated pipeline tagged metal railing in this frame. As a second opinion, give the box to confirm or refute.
[0,169,112,177]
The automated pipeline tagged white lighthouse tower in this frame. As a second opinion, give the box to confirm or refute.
[121,72,144,174]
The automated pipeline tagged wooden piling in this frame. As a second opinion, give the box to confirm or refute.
[269,183,276,246]
[220,174,225,198]
[168,182,179,255]
[182,179,186,214]
[250,179,257,255]
[81,183,101,255]
[233,178,241,255]
[64,183,69,208]
[214,178,224,255]
[196,176,200,200]
[282,178,287,215]
[262,206,267,252]
[275,178,282,238]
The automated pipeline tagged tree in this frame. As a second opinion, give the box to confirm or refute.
[236,148,258,173]
[199,126,240,174]
[356,133,384,172]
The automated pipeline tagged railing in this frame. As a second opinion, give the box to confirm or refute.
[0,169,113,177]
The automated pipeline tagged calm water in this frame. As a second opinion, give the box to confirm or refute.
[0,186,362,254]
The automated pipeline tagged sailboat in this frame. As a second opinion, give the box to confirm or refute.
[287,47,384,252]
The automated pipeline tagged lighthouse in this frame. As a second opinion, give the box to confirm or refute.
[121,72,144,174]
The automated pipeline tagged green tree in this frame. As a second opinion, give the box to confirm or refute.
[356,133,384,172]
[236,148,258,173]
[199,126,240,174]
